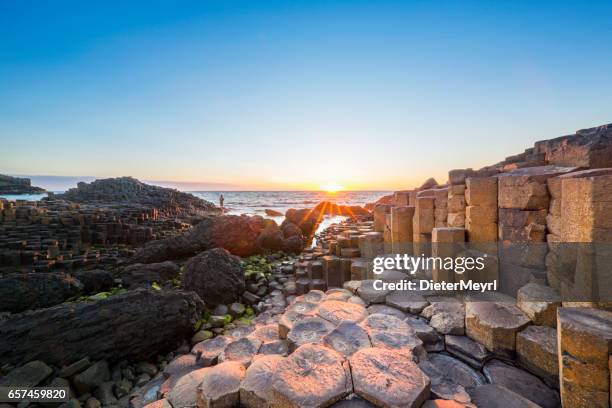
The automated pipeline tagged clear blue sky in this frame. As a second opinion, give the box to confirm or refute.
[1,0,611,190]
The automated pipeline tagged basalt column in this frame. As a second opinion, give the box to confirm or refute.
[391,206,414,255]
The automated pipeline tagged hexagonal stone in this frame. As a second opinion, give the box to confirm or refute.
[404,316,441,345]
[294,290,326,304]
[359,313,425,359]
[323,322,372,357]
[465,302,531,354]
[483,359,560,408]
[357,280,390,304]
[347,296,367,307]
[516,283,561,327]
[350,347,430,408]
[258,339,289,356]
[422,302,465,335]
[318,300,368,325]
[191,335,231,366]
[271,344,352,407]
[225,324,255,341]
[386,290,429,314]
[367,304,407,320]
[287,316,335,351]
[163,354,204,378]
[326,288,353,297]
[331,393,377,407]
[343,280,362,294]
[167,367,208,408]
[444,335,491,369]
[287,300,320,315]
[279,309,317,339]
[516,325,558,384]
[468,385,541,408]
[326,292,353,302]
[219,337,262,367]
[248,324,280,344]
[240,355,284,408]
[196,361,246,408]
[427,354,485,389]
[421,400,474,408]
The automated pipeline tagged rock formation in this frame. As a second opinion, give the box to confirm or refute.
[0,174,46,194]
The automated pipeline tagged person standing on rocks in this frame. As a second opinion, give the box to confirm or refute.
[219,194,225,211]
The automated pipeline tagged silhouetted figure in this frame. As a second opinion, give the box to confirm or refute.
[219,194,224,211]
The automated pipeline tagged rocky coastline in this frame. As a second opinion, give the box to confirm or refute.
[0,123,611,408]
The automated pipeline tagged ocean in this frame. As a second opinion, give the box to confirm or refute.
[1,190,389,226]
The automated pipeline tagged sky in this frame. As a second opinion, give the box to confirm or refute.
[1,0,611,191]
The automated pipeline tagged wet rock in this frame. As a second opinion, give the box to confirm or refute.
[240,355,284,408]
[182,248,245,306]
[0,360,52,386]
[444,335,491,369]
[287,316,335,351]
[465,301,530,355]
[0,273,83,313]
[317,300,368,325]
[323,322,372,357]
[219,337,262,368]
[271,344,352,407]
[191,336,231,366]
[418,360,472,404]
[74,269,114,294]
[196,361,246,408]
[386,291,429,314]
[468,385,541,408]
[228,302,246,317]
[516,326,558,385]
[366,304,406,319]
[483,359,560,408]
[0,289,204,367]
[350,347,430,408]
[73,361,110,394]
[428,354,485,389]
[121,262,180,288]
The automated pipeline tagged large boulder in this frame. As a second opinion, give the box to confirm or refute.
[0,288,204,366]
[282,208,321,237]
[0,273,83,313]
[255,221,285,252]
[121,261,180,288]
[182,248,245,306]
[131,215,267,263]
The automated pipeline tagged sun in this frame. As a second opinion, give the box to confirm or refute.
[321,183,343,193]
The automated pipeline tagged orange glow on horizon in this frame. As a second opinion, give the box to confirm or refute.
[320,183,343,193]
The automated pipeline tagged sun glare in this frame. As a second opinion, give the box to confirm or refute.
[321,183,343,193]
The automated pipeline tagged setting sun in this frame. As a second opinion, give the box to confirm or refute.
[321,183,343,193]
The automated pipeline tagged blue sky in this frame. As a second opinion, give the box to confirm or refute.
[1,0,611,190]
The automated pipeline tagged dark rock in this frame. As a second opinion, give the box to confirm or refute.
[264,209,283,217]
[445,335,491,369]
[73,361,110,394]
[74,270,114,294]
[131,215,267,263]
[282,208,321,237]
[121,262,179,288]
[322,322,371,357]
[0,289,204,367]
[281,221,302,239]
[283,235,304,254]
[0,273,83,313]
[182,248,245,307]
[60,357,91,378]
[256,222,285,252]
[93,381,117,405]
[0,174,45,194]
[468,384,541,408]
[0,360,52,386]
[483,359,560,408]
